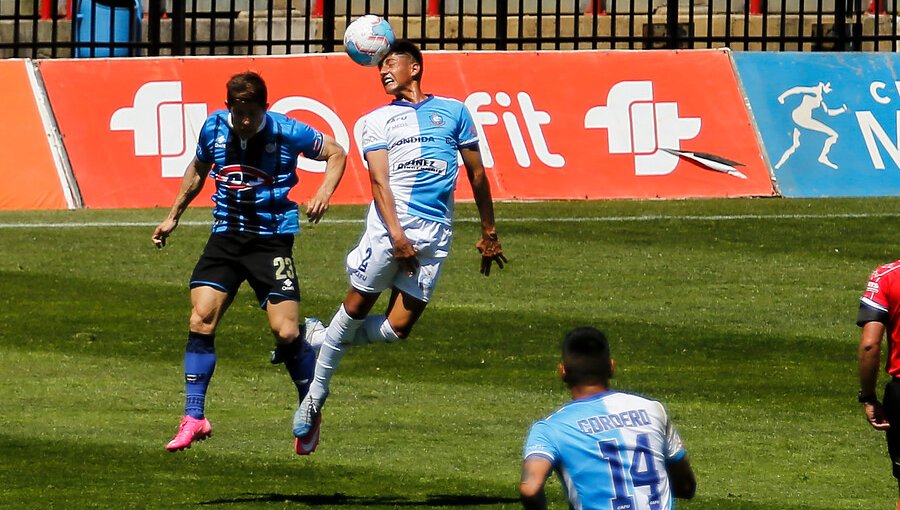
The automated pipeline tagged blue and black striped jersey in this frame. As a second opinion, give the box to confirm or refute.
[196,110,324,235]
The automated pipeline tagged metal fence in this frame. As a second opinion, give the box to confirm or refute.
[1,0,898,58]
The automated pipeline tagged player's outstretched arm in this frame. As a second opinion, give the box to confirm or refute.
[461,146,507,276]
[306,134,347,223]
[152,157,212,248]
[366,149,418,276]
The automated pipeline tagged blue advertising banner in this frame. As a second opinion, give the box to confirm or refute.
[734,52,900,197]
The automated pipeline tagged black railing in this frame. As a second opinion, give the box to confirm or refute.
[1,0,898,58]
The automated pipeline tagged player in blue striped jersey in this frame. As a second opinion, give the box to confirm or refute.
[520,328,696,510]
[291,40,507,453]
[151,72,347,452]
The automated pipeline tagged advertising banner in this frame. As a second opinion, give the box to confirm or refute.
[0,60,71,210]
[38,50,774,209]
[734,52,900,197]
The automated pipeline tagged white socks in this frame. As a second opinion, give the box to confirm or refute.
[358,315,401,345]
[306,309,403,405]
[307,304,363,404]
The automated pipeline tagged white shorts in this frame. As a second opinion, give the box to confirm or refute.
[346,205,452,303]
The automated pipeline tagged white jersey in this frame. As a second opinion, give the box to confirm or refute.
[524,390,686,510]
[360,95,480,226]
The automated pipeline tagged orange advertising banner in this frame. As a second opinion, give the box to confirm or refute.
[0,60,70,210]
[37,50,774,209]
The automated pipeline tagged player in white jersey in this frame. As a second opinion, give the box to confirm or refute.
[290,40,506,454]
[520,328,696,510]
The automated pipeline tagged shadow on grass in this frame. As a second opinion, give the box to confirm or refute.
[199,493,519,506]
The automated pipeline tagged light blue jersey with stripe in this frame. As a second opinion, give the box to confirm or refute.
[524,390,686,510]
[360,95,479,226]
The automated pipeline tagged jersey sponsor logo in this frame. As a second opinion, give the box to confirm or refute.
[393,158,448,175]
[867,280,880,293]
[576,408,652,434]
[212,164,274,191]
[388,135,443,150]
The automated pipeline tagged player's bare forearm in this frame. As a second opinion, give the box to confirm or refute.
[463,151,506,275]
[371,180,406,243]
[519,458,551,510]
[315,158,346,200]
[167,158,210,221]
[153,159,209,247]
[472,177,497,237]
[461,147,497,235]
[667,457,697,499]
[316,137,348,200]
[470,173,506,276]
[859,322,886,395]
[372,180,417,272]
[307,139,348,222]
[366,150,406,242]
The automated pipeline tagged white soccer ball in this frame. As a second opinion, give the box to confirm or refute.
[343,15,396,67]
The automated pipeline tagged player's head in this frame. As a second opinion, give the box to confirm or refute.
[378,40,423,95]
[226,71,268,107]
[225,72,269,140]
[560,327,613,388]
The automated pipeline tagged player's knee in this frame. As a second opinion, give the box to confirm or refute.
[189,309,217,335]
[343,301,369,319]
[272,325,300,345]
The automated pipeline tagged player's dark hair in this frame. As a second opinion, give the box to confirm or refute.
[561,327,612,387]
[226,71,268,107]
[385,39,423,80]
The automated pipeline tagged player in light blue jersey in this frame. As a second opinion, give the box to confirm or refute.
[151,72,347,453]
[520,328,696,510]
[291,40,507,454]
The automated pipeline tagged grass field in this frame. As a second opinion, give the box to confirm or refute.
[1,197,899,509]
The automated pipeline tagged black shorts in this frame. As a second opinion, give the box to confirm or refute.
[190,232,300,308]
[884,379,900,478]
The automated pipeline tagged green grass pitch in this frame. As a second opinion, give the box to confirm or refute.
[0,197,898,509]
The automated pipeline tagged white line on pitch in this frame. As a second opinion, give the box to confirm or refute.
[0,212,898,229]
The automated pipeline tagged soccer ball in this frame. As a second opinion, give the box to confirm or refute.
[343,15,396,67]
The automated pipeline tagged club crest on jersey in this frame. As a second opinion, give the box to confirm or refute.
[265,143,276,153]
[213,164,273,191]
[429,113,444,126]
